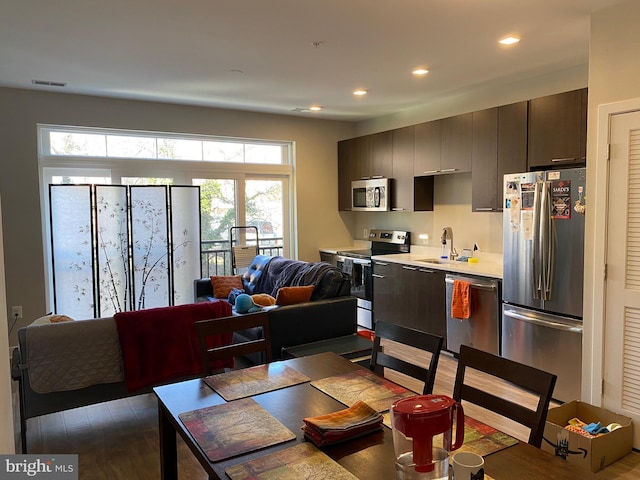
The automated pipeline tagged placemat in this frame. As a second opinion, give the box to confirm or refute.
[311,369,415,412]
[225,442,358,480]
[456,416,519,456]
[178,397,295,462]
[203,363,310,401]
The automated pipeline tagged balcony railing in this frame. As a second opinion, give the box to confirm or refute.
[200,238,284,277]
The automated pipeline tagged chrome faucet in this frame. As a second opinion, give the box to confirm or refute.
[441,227,458,260]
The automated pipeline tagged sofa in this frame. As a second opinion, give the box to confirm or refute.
[194,255,357,362]
[11,301,234,453]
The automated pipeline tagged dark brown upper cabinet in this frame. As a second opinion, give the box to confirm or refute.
[497,101,528,201]
[441,113,473,174]
[371,130,393,179]
[391,125,416,212]
[414,120,442,175]
[472,102,528,212]
[414,114,472,176]
[472,108,499,212]
[528,88,587,169]
[391,125,434,212]
[337,133,393,210]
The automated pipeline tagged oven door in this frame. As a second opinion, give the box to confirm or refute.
[336,256,372,301]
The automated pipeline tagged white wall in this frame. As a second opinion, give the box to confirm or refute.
[583,0,640,402]
[355,64,588,136]
[0,88,354,343]
[0,195,15,453]
[342,173,503,254]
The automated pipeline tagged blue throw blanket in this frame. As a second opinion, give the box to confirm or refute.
[247,256,346,299]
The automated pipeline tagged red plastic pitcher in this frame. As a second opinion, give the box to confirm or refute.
[391,395,465,477]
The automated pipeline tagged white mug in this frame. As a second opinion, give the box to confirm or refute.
[451,451,484,480]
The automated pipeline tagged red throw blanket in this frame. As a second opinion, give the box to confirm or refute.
[114,301,233,392]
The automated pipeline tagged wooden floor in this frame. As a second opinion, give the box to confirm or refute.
[13,346,640,479]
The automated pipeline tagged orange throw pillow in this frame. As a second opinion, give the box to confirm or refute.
[275,285,314,306]
[210,275,243,299]
[252,293,276,307]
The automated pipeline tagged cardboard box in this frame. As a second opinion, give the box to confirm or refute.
[542,400,633,472]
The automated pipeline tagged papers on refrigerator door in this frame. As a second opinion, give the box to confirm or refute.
[505,180,521,231]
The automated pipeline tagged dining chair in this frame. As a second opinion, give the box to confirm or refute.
[369,320,444,394]
[194,311,272,376]
[452,344,557,448]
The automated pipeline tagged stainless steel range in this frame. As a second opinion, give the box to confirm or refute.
[336,229,410,330]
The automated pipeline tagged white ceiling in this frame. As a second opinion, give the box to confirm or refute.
[0,0,623,122]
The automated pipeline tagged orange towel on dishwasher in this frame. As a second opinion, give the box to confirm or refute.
[451,279,471,319]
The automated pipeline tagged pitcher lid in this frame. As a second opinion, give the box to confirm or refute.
[391,395,456,416]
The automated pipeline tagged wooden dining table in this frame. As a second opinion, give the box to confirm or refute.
[153,351,603,480]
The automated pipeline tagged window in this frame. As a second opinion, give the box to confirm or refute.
[44,126,289,164]
[40,125,293,315]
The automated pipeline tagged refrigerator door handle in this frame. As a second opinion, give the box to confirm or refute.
[503,309,583,333]
[532,180,543,299]
[541,180,554,300]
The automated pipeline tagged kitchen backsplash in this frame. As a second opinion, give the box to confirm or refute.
[341,173,504,254]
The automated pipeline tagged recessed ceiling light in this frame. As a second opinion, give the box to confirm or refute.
[412,68,429,76]
[309,105,322,111]
[499,36,520,46]
[353,89,368,96]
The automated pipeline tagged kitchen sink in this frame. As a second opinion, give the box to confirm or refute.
[415,258,451,265]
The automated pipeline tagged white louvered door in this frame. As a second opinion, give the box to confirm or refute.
[604,110,640,448]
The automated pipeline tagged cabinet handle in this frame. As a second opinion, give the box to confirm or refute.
[475,207,494,211]
[418,268,436,273]
[374,262,388,266]
[392,208,406,211]
[422,170,440,175]
[440,168,458,173]
[402,266,418,271]
[372,274,386,279]
[550,157,576,163]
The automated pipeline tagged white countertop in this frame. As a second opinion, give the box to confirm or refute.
[371,252,503,279]
[319,241,370,255]
[321,245,502,279]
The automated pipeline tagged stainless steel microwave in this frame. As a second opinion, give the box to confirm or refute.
[351,178,390,211]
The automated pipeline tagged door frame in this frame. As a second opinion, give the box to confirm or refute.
[585,97,640,405]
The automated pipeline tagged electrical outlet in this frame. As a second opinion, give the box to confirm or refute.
[11,306,22,319]
[363,228,369,239]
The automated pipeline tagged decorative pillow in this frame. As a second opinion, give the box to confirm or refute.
[210,275,243,299]
[275,285,314,306]
[252,293,276,307]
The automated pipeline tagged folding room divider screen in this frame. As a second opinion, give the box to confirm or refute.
[49,184,201,319]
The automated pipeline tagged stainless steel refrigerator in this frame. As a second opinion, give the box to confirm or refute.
[502,167,586,402]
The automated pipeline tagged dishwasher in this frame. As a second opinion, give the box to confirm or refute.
[445,274,500,355]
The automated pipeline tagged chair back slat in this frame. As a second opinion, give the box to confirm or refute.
[453,344,557,447]
[369,320,443,394]
[195,311,272,376]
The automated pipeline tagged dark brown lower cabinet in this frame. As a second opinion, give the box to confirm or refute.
[373,261,446,341]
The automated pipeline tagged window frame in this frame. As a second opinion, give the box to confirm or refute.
[38,124,295,313]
